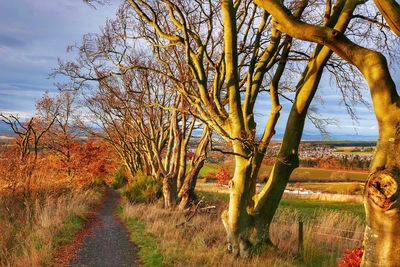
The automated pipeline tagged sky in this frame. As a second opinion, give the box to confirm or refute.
[0,0,397,140]
[0,0,119,117]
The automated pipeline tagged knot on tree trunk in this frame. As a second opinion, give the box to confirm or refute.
[367,170,399,210]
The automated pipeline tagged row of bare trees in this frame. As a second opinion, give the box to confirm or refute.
[56,23,212,209]
[56,0,399,265]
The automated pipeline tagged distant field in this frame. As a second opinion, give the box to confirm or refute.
[286,167,367,182]
[332,146,374,155]
[333,151,373,156]
[200,161,368,182]
[287,182,364,195]
[198,191,365,219]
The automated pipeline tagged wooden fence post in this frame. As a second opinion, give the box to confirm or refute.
[298,221,304,260]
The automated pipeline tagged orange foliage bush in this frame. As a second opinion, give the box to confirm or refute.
[209,168,230,186]
[0,139,119,193]
[339,246,363,267]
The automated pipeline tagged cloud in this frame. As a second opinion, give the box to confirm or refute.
[0,110,33,119]
[0,34,26,48]
[0,0,119,117]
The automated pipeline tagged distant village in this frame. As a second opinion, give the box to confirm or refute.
[265,142,374,170]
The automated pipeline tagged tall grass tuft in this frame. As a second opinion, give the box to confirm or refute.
[112,167,128,190]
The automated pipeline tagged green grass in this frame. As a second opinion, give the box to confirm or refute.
[198,191,365,219]
[279,199,364,220]
[117,206,163,267]
[198,162,222,177]
[259,166,368,182]
[53,215,85,248]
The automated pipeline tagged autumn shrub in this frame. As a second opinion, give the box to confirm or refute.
[70,140,118,186]
[213,168,230,185]
[123,173,162,203]
[338,246,363,267]
[112,167,128,190]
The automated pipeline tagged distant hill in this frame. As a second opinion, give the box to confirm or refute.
[0,121,14,136]
[272,132,378,142]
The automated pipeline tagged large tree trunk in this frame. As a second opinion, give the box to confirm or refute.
[178,127,210,210]
[162,174,178,208]
[178,160,204,209]
[221,146,255,258]
[253,43,335,244]
[362,111,400,266]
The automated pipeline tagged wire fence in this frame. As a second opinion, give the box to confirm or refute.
[270,216,364,262]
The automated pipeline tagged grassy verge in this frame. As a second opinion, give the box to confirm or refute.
[0,188,103,267]
[280,199,364,220]
[119,199,298,267]
[119,195,365,266]
[53,214,86,248]
[117,205,163,267]
[198,191,364,265]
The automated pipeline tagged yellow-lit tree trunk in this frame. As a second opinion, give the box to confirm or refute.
[162,109,180,208]
[220,0,356,257]
[222,141,255,257]
[178,127,210,209]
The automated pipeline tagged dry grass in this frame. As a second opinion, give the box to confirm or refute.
[271,209,364,265]
[121,198,364,267]
[0,188,102,267]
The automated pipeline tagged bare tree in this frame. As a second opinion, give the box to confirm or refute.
[0,112,56,192]
[36,90,82,177]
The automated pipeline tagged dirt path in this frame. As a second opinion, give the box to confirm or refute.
[69,189,140,267]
